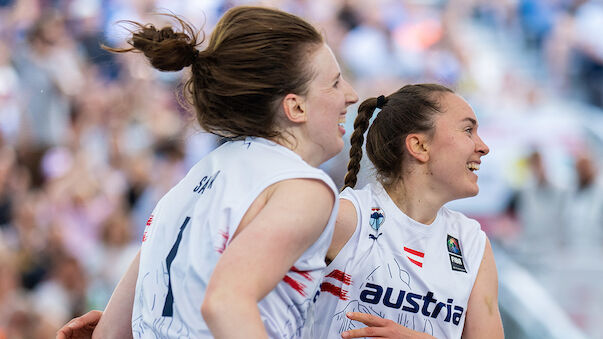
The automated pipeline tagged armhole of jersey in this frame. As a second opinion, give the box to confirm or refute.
[225,171,338,246]
[324,195,362,270]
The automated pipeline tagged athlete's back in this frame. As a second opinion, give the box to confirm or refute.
[132,138,338,338]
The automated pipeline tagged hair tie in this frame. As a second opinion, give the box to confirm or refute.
[376,95,386,109]
[192,48,200,59]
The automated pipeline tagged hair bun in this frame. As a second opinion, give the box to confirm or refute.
[156,27,179,42]
[128,23,199,71]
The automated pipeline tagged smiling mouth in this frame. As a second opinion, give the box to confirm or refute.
[466,162,480,171]
[338,115,346,130]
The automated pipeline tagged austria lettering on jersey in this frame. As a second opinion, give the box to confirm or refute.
[360,283,464,326]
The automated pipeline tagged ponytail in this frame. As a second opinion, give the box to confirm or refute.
[343,95,387,190]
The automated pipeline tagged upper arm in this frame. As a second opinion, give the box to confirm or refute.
[326,198,357,263]
[204,178,336,303]
[462,237,504,339]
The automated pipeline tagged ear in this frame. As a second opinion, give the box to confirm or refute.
[282,93,307,123]
[405,133,429,163]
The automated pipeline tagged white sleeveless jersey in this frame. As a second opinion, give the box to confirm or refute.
[312,183,486,339]
[131,137,339,339]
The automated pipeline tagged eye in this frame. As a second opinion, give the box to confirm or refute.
[464,127,474,134]
[333,80,340,88]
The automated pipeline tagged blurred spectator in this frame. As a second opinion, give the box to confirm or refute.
[0,245,30,339]
[86,208,138,310]
[31,253,88,330]
[12,11,84,148]
[517,0,556,50]
[515,150,567,255]
[0,41,22,146]
[562,150,603,251]
[572,0,603,108]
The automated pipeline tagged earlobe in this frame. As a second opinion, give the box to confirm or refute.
[405,134,429,163]
[283,93,307,123]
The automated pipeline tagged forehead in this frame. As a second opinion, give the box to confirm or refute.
[437,92,476,123]
[307,44,340,82]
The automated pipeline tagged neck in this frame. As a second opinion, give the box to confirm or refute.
[384,174,445,225]
[271,128,328,168]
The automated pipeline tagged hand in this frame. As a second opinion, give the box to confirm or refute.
[341,312,435,339]
[56,310,103,339]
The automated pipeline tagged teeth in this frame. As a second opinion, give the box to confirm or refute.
[467,163,480,171]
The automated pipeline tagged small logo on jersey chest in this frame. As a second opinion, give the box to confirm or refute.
[447,235,466,273]
[369,207,384,240]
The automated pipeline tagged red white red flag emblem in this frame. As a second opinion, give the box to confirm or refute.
[403,247,424,268]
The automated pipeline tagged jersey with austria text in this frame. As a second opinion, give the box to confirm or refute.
[131,137,339,339]
[312,183,486,339]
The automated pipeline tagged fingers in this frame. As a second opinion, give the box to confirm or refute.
[56,320,78,339]
[341,312,387,338]
[55,311,103,339]
[341,326,384,338]
[56,327,71,339]
[80,310,103,326]
[346,312,388,326]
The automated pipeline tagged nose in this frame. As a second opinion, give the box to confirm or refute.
[476,134,489,156]
[344,79,359,106]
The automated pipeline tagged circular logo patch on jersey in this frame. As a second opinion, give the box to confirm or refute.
[369,207,384,231]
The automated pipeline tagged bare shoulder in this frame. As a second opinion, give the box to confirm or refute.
[268,178,336,210]
[235,177,336,239]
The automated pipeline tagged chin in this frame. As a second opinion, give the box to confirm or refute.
[458,186,479,199]
[468,187,479,197]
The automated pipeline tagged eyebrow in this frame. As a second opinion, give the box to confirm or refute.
[462,117,477,126]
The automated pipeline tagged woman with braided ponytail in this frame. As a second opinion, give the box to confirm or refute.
[313,84,503,338]
[57,5,358,339]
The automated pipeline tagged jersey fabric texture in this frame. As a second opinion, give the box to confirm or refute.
[312,183,486,339]
[131,137,339,338]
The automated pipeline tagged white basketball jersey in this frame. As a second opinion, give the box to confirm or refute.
[312,183,486,339]
[131,137,339,338]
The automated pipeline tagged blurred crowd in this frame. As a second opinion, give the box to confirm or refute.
[1,0,603,338]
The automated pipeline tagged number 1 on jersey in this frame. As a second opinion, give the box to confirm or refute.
[162,216,191,317]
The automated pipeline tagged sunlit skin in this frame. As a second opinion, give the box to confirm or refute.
[423,92,489,205]
[382,92,490,226]
[295,43,358,166]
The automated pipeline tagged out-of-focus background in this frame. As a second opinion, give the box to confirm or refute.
[0,0,602,338]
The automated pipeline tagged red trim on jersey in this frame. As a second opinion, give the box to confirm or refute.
[216,231,229,254]
[142,215,154,242]
[407,256,423,267]
[403,247,424,257]
[291,266,313,281]
[283,275,307,296]
[320,282,349,300]
[325,269,352,285]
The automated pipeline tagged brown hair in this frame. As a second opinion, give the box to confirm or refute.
[343,83,454,190]
[107,6,324,138]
